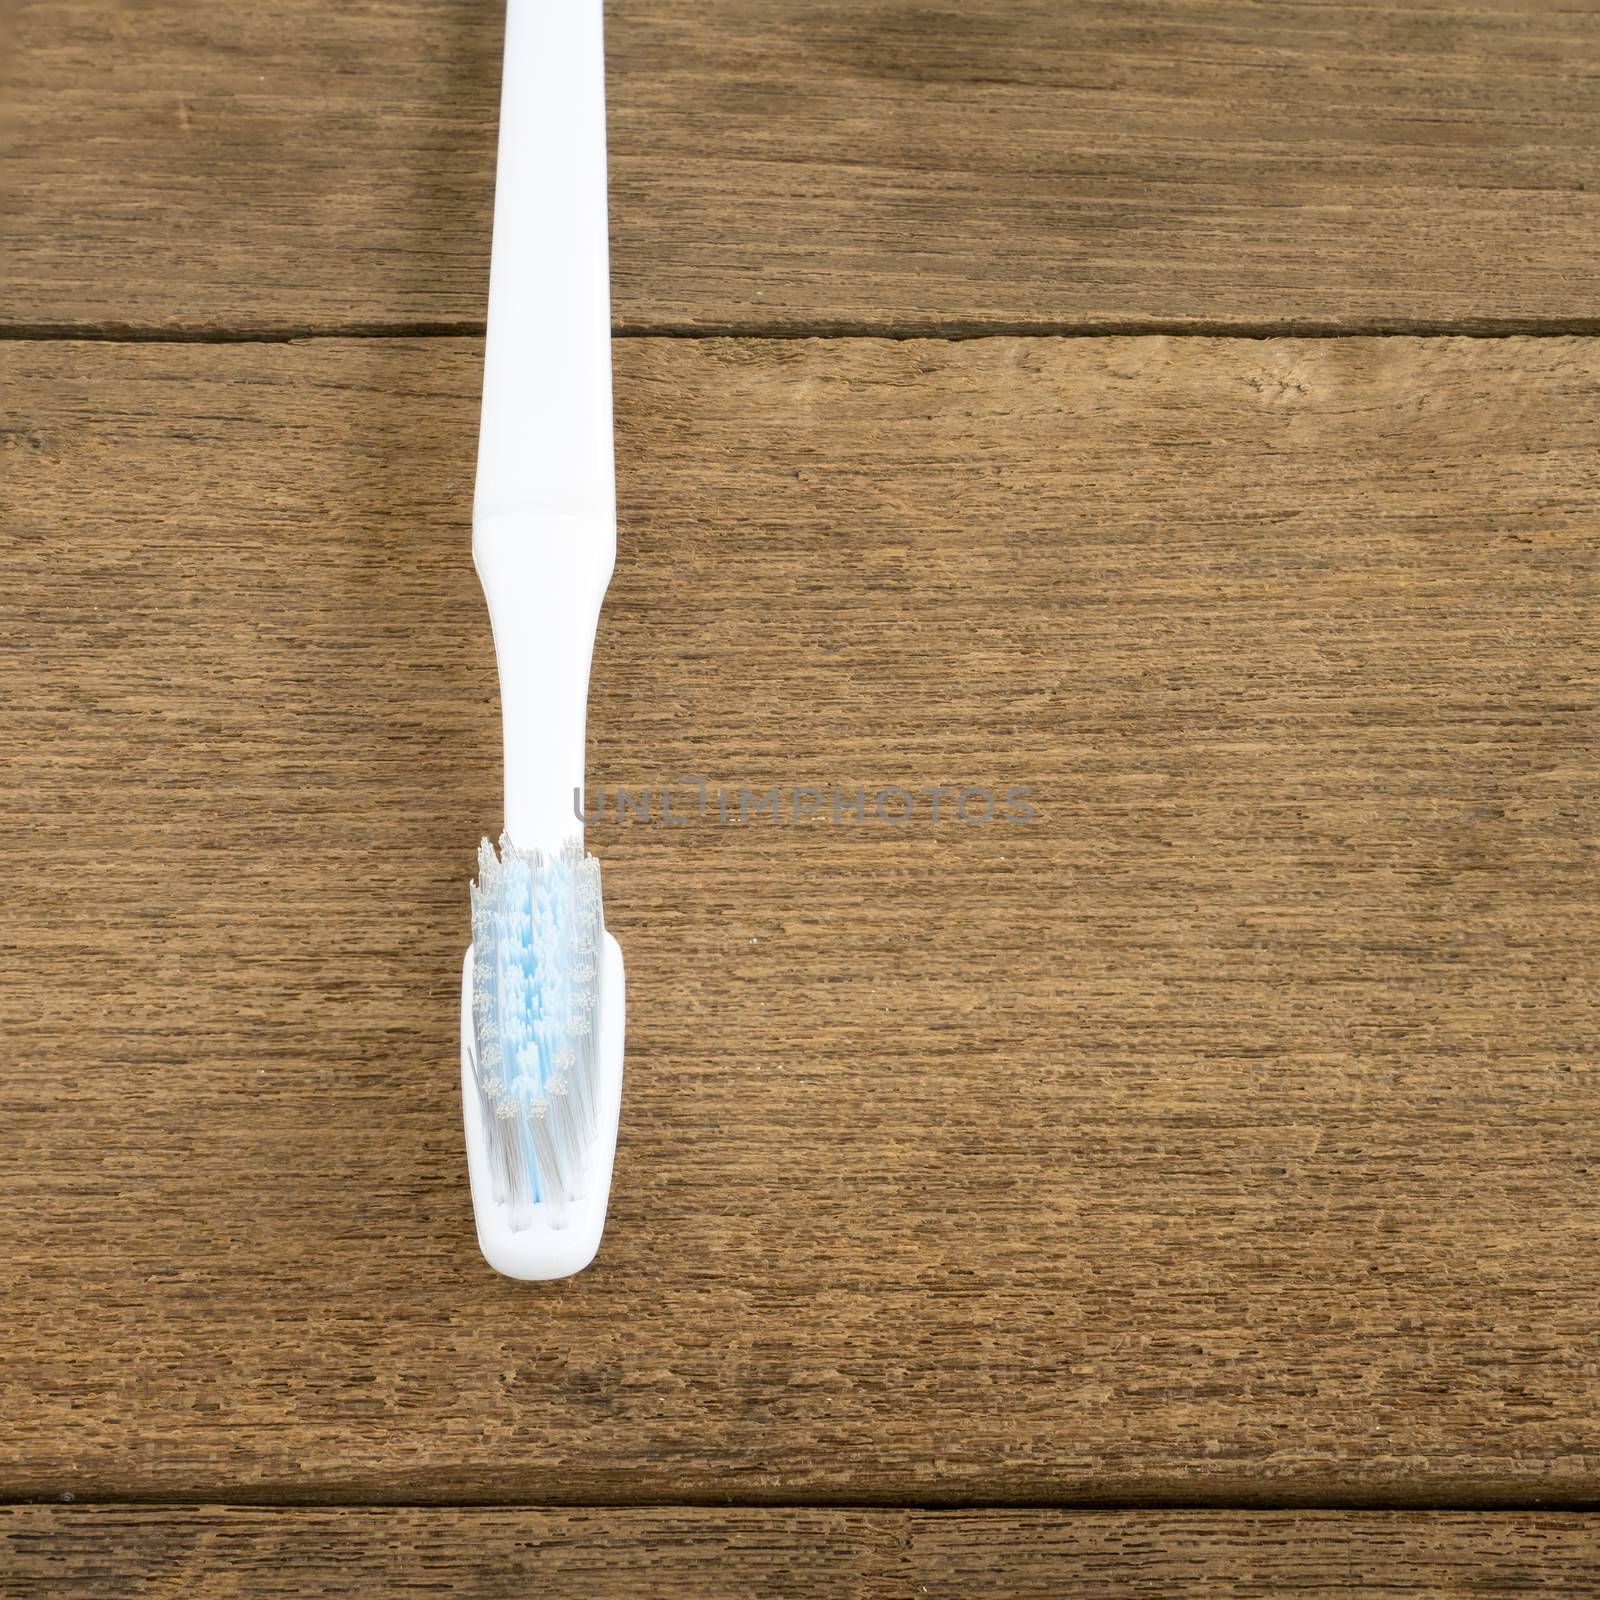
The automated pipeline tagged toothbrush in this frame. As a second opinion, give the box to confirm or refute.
[460,0,625,1280]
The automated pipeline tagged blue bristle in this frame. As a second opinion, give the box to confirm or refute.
[469,835,602,1229]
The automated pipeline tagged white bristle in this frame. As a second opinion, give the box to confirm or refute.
[468,834,604,1232]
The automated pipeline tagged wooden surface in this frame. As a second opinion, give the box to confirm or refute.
[7,0,1600,335]
[3,335,1596,1505]
[6,0,1600,1588]
[4,1508,1598,1599]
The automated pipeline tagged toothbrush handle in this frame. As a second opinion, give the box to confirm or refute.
[475,517,608,855]
[475,0,615,530]
[474,0,616,855]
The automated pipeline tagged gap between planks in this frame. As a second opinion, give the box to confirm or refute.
[8,317,1600,345]
[5,1493,1599,1514]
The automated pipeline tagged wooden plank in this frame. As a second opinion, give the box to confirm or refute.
[7,1,1600,335]
[1,335,1596,1502]
[3,1508,1597,1598]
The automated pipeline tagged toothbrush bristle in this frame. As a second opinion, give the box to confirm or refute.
[469,834,602,1231]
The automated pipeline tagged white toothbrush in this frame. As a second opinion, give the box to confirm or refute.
[460,0,625,1280]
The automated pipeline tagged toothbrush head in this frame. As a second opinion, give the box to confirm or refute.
[460,834,625,1279]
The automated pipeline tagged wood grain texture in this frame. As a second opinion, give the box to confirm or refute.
[1,335,1597,1503]
[7,0,1600,335]
[3,1508,1598,1599]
